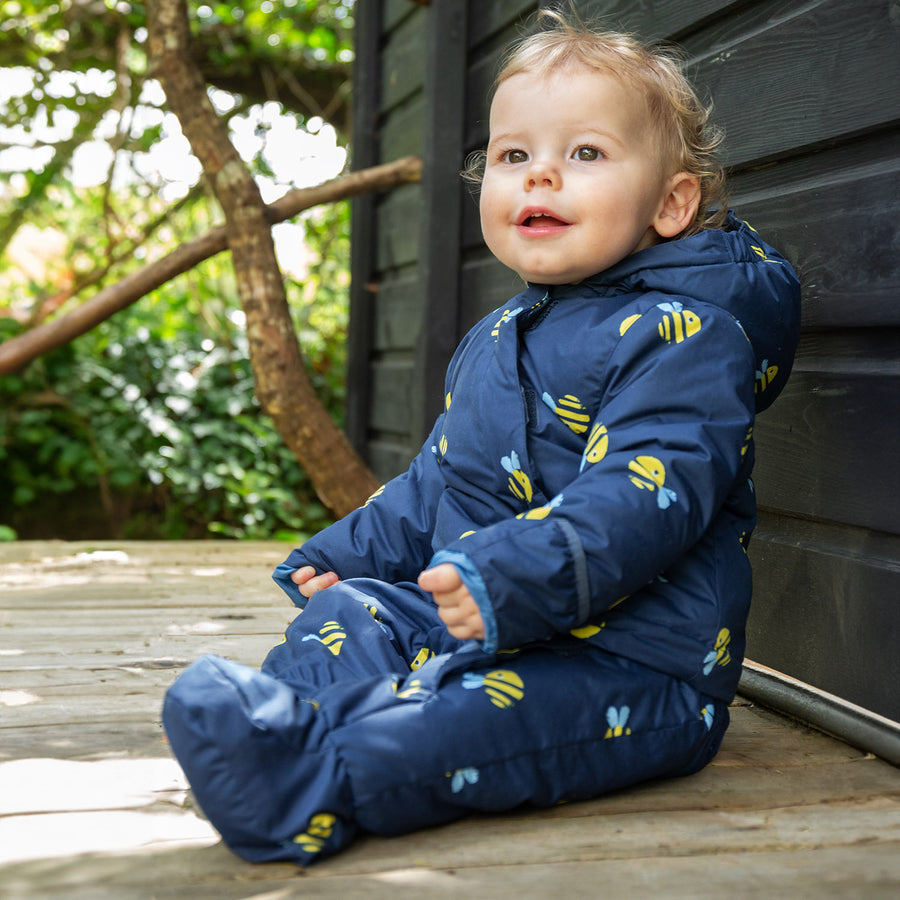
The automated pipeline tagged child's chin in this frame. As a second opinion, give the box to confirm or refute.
[522,271,585,285]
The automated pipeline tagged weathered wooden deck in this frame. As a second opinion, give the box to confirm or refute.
[2,541,899,899]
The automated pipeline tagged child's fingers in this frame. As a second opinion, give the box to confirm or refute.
[290,567,340,598]
[290,566,317,585]
[417,563,462,594]
[436,598,486,640]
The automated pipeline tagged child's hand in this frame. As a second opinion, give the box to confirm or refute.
[291,566,340,599]
[418,564,485,641]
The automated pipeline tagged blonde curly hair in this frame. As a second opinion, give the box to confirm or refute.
[466,9,728,236]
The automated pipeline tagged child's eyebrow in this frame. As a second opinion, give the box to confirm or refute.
[487,127,628,149]
[486,131,522,147]
[574,127,627,148]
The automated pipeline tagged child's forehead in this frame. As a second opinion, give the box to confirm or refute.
[491,64,653,129]
[495,63,648,110]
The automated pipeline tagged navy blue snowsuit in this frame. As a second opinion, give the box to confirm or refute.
[163,214,801,864]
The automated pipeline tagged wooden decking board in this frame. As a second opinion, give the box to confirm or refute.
[1,541,899,898]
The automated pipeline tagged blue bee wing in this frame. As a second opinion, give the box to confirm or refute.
[657,487,677,509]
[500,456,513,474]
[451,767,479,793]
[702,651,716,675]
[541,391,556,411]
[462,673,483,690]
[605,706,619,729]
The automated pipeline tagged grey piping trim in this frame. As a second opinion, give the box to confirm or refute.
[556,518,590,624]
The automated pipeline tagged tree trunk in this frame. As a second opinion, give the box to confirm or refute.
[146,0,379,519]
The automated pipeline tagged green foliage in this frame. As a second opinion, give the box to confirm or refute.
[0,200,350,541]
[0,0,357,541]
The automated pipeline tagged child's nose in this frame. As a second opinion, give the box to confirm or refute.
[525,159,560,190]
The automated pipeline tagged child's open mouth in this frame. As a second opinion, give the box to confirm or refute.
[518,209,570,231]
[523,214,568,228]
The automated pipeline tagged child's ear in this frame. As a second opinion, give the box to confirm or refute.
[652,173,701,239]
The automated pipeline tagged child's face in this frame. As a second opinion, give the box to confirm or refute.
[480,66,676,284]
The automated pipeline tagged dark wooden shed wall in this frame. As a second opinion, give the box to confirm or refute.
[347,0,900,721]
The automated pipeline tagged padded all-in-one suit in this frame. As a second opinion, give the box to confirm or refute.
[163,214,800,864]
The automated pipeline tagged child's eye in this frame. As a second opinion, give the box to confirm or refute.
[502,149,529,164]
[573,146,601,161]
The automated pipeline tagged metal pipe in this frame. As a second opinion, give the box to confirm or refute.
[739,659,900,767]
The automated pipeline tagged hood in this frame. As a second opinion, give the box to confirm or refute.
[578,213,802,412]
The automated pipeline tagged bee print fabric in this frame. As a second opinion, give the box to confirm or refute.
[165,213,799,865]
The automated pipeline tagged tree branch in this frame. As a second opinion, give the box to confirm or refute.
[0,156,421,374]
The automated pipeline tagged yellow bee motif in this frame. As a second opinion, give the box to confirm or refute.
[410,647,434,671]
[516,493,563,520]
[394,677,428,699]
[702,628,732,675]
[363,602,382,620]
[301,621,346,656]
[755,359,778,394]
[445,392,452,411]
[570,623,603,639]
[627,455,677,509]
[459,530,476,538]
[364,485,385,507]
[439,434,448,456]
[619,312,642,336]
[462,669,525,708]
[541,392,591,434]
[580,421,609,471]
[501,451,533,504]
[657,301,701,344]
[292,812,336,854]
[749,244,782,264]
[701,704,715,730]
[491,306,523,340]
[604,705,632,738]
[741,426,753,457]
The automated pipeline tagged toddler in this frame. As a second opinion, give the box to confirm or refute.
[163,11,800,865]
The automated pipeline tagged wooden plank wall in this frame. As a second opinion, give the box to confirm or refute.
[347,0,900,720]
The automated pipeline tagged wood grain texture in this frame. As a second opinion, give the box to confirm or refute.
[1,542,898,898]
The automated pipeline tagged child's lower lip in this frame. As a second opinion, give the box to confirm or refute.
[517,222,570,236]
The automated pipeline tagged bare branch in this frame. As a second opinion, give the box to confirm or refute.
[0,156,421,373]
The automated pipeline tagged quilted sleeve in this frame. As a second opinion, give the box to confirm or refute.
[273,414,448,607]
[271,323,487,608]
